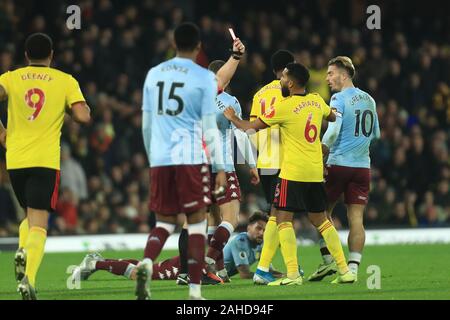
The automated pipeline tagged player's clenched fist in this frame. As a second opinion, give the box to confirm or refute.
[223,106,237,121]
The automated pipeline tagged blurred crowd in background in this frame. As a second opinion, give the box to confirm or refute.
[0,0,449,238]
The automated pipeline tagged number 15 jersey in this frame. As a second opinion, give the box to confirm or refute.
[0,66,85,170]
[259,92,331,182]
[142,57,217,167]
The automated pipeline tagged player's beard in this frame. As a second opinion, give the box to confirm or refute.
[281,84,290,97]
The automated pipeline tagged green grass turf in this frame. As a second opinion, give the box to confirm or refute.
[1,244,449,300]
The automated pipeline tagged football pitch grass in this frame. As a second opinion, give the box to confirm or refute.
[1,244,449,300]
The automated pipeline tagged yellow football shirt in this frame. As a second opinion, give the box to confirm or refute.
[259,93,331,182]
[0,66,85,170]
[250,80,284,169]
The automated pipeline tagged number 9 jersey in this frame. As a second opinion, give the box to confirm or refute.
[0,66,85,170]
[259,92,331,183]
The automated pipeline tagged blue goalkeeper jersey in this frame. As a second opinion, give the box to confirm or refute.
[212,92,242,173]
[223,232,262,276]
[142,57,217,167]
[327,87,380,169]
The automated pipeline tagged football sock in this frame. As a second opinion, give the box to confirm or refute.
[105,259,139,264]
[189,283,201,298]
[178,228,189,274]
[24,226,47,287]
[207,226,217,245]
[257,216,279,272]
[319,238,333,264]
[152,256,181,280]
[188,234,205,285]
[278,222,299,279]
[96,260,132,276]
[348,252,362,273]
[318,220,349,274]
[18,218,29,249]
[207,222,233,262]
[121,259,140,264]
[215,252,224,272]
[143,227,170,260]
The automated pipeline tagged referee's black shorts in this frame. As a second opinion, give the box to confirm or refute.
[273,178,327,213]
[7,167,60,211]
[258,168,280,206]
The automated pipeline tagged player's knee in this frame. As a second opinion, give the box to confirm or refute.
[347,211,364,228]
[221,212,238,227]
[27,209,49,229]
[186,208,208,224]
[307,212,326,227]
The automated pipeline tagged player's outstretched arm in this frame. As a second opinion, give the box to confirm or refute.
[224,107,268,132]
[70,101,91,124]
[215,38,245,90]
[326,109,337,122]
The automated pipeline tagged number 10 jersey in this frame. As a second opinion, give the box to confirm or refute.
[327,87,380,169]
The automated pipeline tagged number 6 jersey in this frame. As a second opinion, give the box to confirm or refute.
[259,92,331,182]
[142,57,217,167]
[0,66,85,170]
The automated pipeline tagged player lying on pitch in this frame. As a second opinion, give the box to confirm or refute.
[71,212,283,283]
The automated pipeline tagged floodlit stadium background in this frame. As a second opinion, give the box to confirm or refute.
[0,0,449,248]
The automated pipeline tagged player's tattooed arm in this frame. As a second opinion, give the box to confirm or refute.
[215,38,246,90]
[224,107,268,132]
[237,265,254,279]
